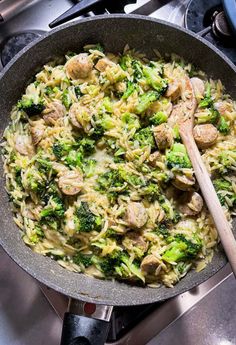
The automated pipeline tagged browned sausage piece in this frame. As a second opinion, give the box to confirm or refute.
[126,202,148,229]
[193,124,218,149]
[153,123,173,151]
[43,101,66,125]
[165,81,181,101]
[65,53,93,80]
[58,171,83,195]
[95,57,115,72]
[168,76,197,128]
[172,174,195,191]
[190,77,205,98]
[148,151,162,167]
[30,120,46,145]
[141,255,161,275]
[178,192,203,216]
[123,232,148,253]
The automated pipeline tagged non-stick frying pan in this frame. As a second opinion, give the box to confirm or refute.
[0,14,236,345]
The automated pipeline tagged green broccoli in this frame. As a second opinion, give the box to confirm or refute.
[136,91,159,114]
[197,108,220,124]
[61,89,72,109]
[218,150,236,173]
[213,178,236,207]
[131,59,143,81]
[197,84,220,124]
[141,182,160,202]
[199,83,212,108]
[119,54,132,71]
[65,150,83,168]
[40,196,65,219]
[162,234,202,263]
[73,253,93,268]
[82,158,96,177]
[14,167,22,187]
[133,127,156,149]
[84,43,104,53]
[44,86,54,95]
[36,158,52,173]
[52,141,72,159]
[74,86,82,99]
[17,97,45,116]
[122,81,136,100]
[217,116,230,135]
[143,65,168,93]
[76,202,102,233]
[166,143,192,169]
[154,223,169,238]
[77,137,95,156]
[96,170,124,191]
[121,112,140,131]
[90,124,105,141]
[149,111,168,125]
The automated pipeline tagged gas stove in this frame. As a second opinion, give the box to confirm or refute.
[0,1,236,345]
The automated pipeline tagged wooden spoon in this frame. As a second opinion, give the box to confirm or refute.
[169,76,236,277]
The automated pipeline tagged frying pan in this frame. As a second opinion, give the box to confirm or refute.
[0,14,236,345]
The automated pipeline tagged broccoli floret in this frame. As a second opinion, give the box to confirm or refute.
[133,127,156,149]
[94,251,144,281]
[162,234,202,263]
[199,83,212,108]
[119,55,132,70]
[52,141,72,159]
[197,108,220,124]
[213,178,231,191]
[40,196,65,219]
[76,202,102,233]
[197,84,220,124]
[45,86,54,95]
[143,65,168,93]
[36,158,52,173]
[84,43,104,53]
[65,150,83,168]
[149,111,168,125]
[213,178,236,207]
[121,112,140,131]
[136,91,159,114]
[82,158,96,177]
[17,98,45,116]
[90,124,105,141]
[74,86,82,99]
[154,223,169,238]
[141,182,160,202]
[122,81,136,100]
[166,143,192,169]
[218,150,236,173]
[131,59,143,81]
[61,89,72,109]
[96,170,124,191]
[77,137,95,156]
[217,116,230,135]
[14,167,22,187]
[73,253,93,268]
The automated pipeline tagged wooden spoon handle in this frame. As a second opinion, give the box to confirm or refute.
[181,131,236,277]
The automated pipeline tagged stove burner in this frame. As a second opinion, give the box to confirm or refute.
[185,0,236,65]
[212,11,233,40]
[1,31,43,67]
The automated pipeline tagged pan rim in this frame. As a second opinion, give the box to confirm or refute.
[0,14,234,306]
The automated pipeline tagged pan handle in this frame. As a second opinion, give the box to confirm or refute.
[60,299,113,345]
[60,312,111,345]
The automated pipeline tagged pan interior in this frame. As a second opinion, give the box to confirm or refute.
[0,15,235,306]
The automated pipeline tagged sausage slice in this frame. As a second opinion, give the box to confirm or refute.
[178,192,203,216]
[153,123,173,151]
[190,77,205,98]
[172,174,195,191]
[141,255,161,275]
[126,202,148,229]
[65,53,93,80]
[193,124,218,149]
[58,171,83,195]
[43,101,66,125]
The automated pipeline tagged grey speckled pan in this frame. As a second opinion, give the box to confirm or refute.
[0,14,236,345]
